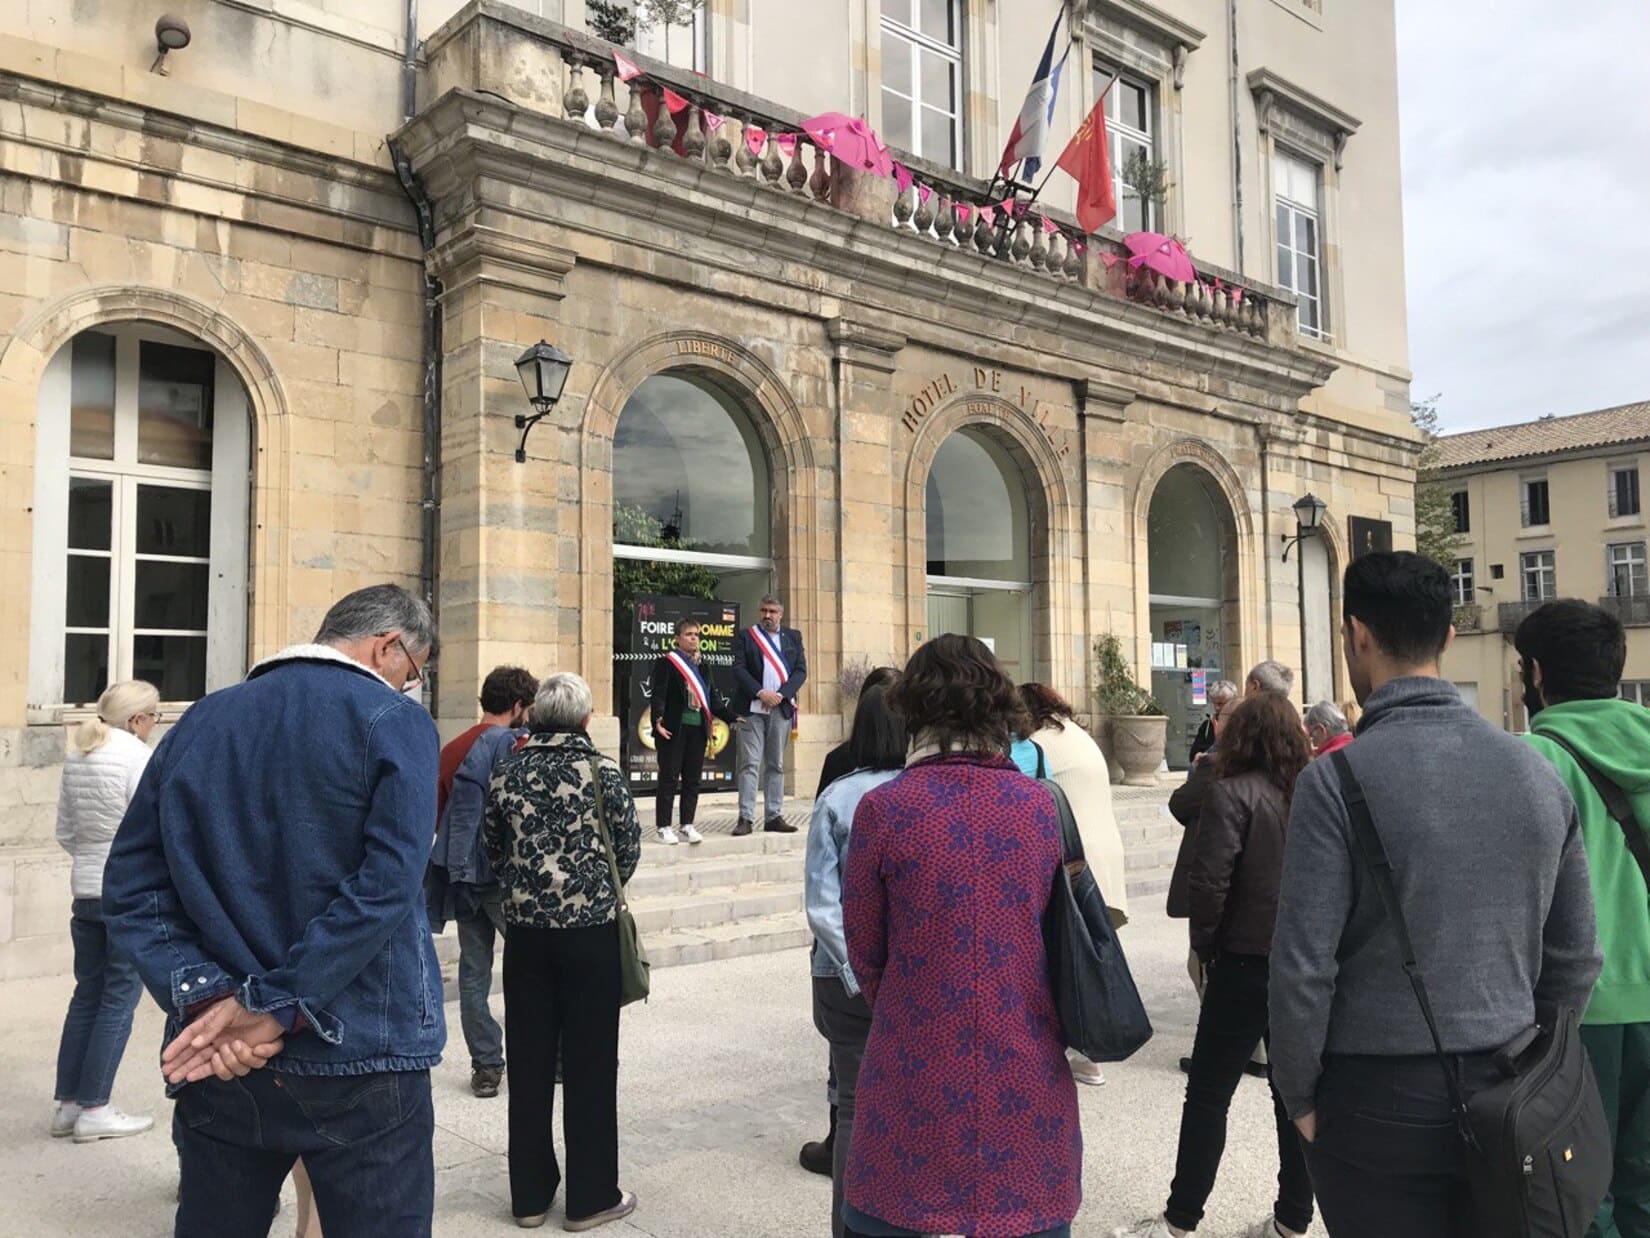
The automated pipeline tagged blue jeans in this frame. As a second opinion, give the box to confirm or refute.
[456,891,505,1069]
[54,897,143,1107]
[173,1068,434,1238]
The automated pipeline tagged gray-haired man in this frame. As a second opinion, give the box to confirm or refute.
[730,596,808,835]
[1246,659,1296,698]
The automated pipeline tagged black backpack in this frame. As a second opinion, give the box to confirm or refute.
[1330,752,1611,1237]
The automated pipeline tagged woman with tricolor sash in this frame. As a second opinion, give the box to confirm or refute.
[648,621,738,845]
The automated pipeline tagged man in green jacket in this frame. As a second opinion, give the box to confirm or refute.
[1519,599,1650,1238]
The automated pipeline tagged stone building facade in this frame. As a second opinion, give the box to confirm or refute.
[0,0,1416,977]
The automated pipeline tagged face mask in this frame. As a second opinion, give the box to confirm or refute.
[1521,661,1545,721]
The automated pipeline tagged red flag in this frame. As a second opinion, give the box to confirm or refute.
[1056,98,1116,234]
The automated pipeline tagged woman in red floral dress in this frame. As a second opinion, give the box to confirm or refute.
[842,634,1081,1238]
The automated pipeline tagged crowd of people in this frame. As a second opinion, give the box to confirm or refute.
[42,552,1650,1237]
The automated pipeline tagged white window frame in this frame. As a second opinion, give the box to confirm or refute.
[1095,63,1158,233]
[879,0,964,170]
[30,323,249,712]
[1521,549,1556,603]
[1622,681,1650,708]
[1451,557,1475,606]
[1609,461,1642,519]
[1274,149,1327,339]
[1608,541,1648,598]
[1521,475,1551,528]
[635,1,709,73]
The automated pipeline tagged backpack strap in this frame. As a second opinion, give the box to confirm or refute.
[1032,740,1048,781]
[1329,750,1472,1132]
[1539,731,1650,892]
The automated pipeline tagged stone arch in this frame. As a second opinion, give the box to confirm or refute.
[577,329,822,705]
[0,284,292,660]
[1303,502,1347,704]
[901,393,1079,695]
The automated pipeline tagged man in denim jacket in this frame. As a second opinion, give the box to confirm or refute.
[104,584,443,1237]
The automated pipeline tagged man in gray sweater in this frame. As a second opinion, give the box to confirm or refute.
[1271,551,1601,1237]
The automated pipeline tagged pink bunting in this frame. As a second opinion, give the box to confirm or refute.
[893,163,913,194]
[702,108,725,132]
[613,51,643,83]
[660,87,691,114]
[978,205,996,227]
[744,124,767,156]
[1100,252,1121,269]
[955,203,973,226]
[775,133,798,159]
[1041,216,1059,235]
[917,183,933,206]
[1072,239,1088,256]
[1231,288,1244,306]
[999,198,1018,218]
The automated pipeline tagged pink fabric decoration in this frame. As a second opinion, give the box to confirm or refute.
[1100,252,1121,269]
[660,87,691,114]
[894,163,914,194]
[613,52,644,83]
[918,183,933,206]
[775,133,798,159]
[801,111,895,176]
[1042,216,1059,235]
[744,124,768,156]
[955,204,974,226]
[702,109,725,132]
[978,205,996,227]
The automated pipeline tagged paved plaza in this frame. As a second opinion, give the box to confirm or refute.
[1,894,1300,1237]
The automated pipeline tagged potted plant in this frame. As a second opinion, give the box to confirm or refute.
[1093,633,1167,786]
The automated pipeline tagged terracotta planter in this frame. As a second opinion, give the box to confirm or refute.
[1108,714,1168,787]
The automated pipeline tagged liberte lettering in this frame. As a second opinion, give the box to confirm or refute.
[675,339,740,367]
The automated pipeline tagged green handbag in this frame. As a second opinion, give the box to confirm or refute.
[588,760,651,1006]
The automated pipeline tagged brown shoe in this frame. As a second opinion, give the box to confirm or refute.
[564,1190,636,1231]
[763,816,797,834]
[732,818,754,836]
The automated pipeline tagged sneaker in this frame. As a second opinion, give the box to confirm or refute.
[50,1102,81,1138]
[1236,1220,1303,1238]
[1111,1219,1179,1238]
[682,824,704,844]
[73,1106,154,1143]
[732,818,754,836]
[471,1065,504,1098]
[659,827,680,845]
[798,1136,833,1176]
[1069,1058,1106,1087]
[563,1189,637,1231]
[763,816,797,834]
[516,1212,549,1229]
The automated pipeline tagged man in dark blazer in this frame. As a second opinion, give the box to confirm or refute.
[649,620,736,845]
[730,595,807,835]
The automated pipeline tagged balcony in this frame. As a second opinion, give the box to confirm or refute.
[1497,600,1544,632]
[1601,595,1650,627]
[1452,603,1483,633]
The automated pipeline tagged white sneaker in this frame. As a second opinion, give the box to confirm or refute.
[1069,1057,1106,1086]
[682,824,704,844]
[1111,1219,1179,1238]
[1237,1220,1303,1238]
[73,1106,154,1143]
[659,828,680,845]
[50,1102,81,1138]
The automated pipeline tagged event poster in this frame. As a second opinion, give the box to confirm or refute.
[619,594,741,791]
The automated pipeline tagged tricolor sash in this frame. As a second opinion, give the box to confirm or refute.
[664,650,713,715]
[749,626,799,734]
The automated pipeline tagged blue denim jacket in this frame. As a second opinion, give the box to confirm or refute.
[805,767,901,995]
[104,645,444,1081]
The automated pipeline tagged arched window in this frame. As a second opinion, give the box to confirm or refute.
[925,428,1032,679]
[30,324,251,709]
[1147,463,1239,768]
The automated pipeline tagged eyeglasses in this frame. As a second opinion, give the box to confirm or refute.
[392,636,430,689]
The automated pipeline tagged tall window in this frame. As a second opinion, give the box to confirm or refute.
[1274,150,1325,338]
[1450,490,1470,534]
[1609,542,1648,598]
[1610,462,1642,519]
[880,0,963,169]
[1095,65,1157,232]
[1521,477,1550,527]
[1521,550,1556,602]
[635,1,708,72]
[1622,681,1650,708]
[32,325,250,708]
[1451,558,1475,606]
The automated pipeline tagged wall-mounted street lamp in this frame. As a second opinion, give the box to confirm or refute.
[1281,492,1328,702]
[512,339,573,464]
[151,15,192,75]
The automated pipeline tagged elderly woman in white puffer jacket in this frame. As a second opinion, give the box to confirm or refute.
[51,680,160,1144]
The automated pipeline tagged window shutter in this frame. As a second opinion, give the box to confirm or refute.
[1607,546,1617,597]
[1520,483,1531,526]
[1610,471,1621,519]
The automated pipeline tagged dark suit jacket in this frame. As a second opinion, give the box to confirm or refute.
[1166,751,1218,919]
[731,625,807,718]
[649,654,736,737]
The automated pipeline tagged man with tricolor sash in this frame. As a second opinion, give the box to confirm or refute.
[649,620,737,845]
[730,596,808,836]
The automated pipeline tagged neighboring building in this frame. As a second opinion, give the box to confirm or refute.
[0,0,1415,976]
[1436,403,1650,729]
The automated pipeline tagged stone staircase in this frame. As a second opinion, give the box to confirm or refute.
[437,784,1180,984]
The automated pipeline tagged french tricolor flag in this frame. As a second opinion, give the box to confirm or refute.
[998,10,1069,181]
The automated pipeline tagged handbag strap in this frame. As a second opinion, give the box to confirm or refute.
[586,759,630,915]
[1033,740,1049,781]
[1328,751,1472,1129]
[1040,777,1087,875]
[1539,732,1650,891]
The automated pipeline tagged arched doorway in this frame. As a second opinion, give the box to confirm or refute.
[610,370,774,785]
[30,322,251,708]
[1147,463,1240,768]
[924,428,1033,681]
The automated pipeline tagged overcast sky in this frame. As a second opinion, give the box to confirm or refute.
[1396,0,1650,432]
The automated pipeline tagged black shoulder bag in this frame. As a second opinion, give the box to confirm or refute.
[1040,778,1152,1063]
[1538,732,1650,892]
[1329,751,1610,1238]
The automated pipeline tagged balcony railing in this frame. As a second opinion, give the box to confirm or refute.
[1497,599,1544,632]
[1601,595,1650,627]
[1453,603,1483,633]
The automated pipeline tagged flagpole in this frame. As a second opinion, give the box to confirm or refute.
[1022,70,1120,218]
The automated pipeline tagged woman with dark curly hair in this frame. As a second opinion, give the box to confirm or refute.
[841,635,1079,1238]
[1113,691,1314,1238]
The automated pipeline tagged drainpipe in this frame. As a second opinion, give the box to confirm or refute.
[1227,0,1244,272]
[402,0,419,120]
[387,126,442,715]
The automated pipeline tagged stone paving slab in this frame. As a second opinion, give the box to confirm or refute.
[0,893,1296,1237]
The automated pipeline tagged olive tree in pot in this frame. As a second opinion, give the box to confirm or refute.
[1093,633,1167,786]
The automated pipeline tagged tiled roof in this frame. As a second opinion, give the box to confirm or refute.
[1434,402,1650,470]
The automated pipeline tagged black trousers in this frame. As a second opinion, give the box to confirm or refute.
[1306,1052,1502,1238]
[503,921,622,1222]
[1166,952,1313,1234]
[654,722,707,834]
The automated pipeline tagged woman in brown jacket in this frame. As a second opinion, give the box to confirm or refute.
[1113,692,1314,1238]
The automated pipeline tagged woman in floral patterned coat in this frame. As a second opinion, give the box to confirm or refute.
[842,635,1081,1238]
